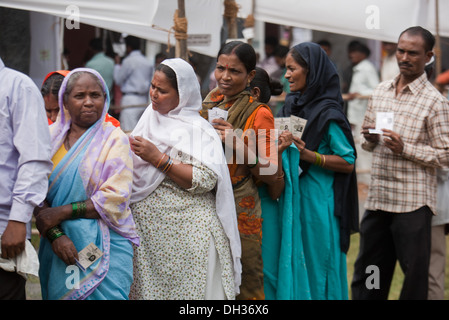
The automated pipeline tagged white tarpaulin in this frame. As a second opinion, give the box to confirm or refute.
[0,0,158,27]
[81,0,223,57]
[0,0,223,57]
[237,0,449,42]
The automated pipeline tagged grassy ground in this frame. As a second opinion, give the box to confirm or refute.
[28,193,449,300]
[347,233,449,300]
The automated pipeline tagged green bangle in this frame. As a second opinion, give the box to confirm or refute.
[47,226,65,243]
[247,156,258,169]
[71,201,87,219]
[314,152,322,166]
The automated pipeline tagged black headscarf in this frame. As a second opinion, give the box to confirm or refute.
[278,42,359,253]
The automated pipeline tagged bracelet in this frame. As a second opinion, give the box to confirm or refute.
[247,156,258,169]
[314,152,322,166]
[276,171,285,180]
[314,152,327,168]
[160,157,171,170]
[71,201,87,219]
[47,225,65,243]
[161,156,174,174]
[156,153,167,168]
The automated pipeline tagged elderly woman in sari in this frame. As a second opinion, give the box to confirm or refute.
[129,58,241,300]
[202,41,281,300]
[34,68,139,300]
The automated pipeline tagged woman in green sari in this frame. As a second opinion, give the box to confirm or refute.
[269,42,359,300]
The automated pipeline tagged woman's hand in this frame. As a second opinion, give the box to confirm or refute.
[35,206,66,237]
[33,200,49,218]
[212,118,235,145]
[278,131,293,154]
[130,136,163,166]
[51,236,79,265]
[292,136,306,153]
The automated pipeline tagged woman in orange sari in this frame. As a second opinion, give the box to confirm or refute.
[202,41,282,299]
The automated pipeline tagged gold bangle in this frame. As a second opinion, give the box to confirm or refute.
[156,153,167,168]
[321,154,326,168]
[276,171,285,180]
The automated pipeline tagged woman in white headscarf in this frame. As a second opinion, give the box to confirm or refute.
[128,58,241,300]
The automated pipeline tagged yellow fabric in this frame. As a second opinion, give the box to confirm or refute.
[51,143,67,171]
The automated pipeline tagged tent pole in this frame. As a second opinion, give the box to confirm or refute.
[224,0,238,39]
[435,0,442,77]
[176,0,188,61]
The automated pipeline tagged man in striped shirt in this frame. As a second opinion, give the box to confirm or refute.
[351,26,449,300]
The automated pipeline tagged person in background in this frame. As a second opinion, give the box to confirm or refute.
[424,56,448,300]
[317,39,332,57]
[41,70,120,127]
[41,70,70,124]
[129,58,240,300]
[275,42,358,300]
[380,41,400,82]
[351,26,449,300]
[85,38,115,94]
[271,45,290,116]
[248,66,293,299]
[345,40,379,186]
[257,36,280,78]
[155,52,167,66]
[248,66,288,200]
[429,167,449,300]
[34,68,139,300]
[0,57,53,300]
[114,35,153,132]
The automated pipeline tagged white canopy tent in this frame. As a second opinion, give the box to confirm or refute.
[0,0,224,58]
[236,0,448,74]
[2,0,447,84]
[3,0,447,53]
[237,0,449,42]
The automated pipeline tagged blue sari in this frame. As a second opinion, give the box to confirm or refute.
[38,68,138,300]
[39,124,133,300]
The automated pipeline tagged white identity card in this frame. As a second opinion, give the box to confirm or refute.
[208,108,228,124]
[369,112,394,134]
[275,116,307,139]
[75,242,103,271]
[290,115,307,139]
[274,117,290,138]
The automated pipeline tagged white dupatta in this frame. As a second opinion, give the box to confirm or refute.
[130,58,242,294]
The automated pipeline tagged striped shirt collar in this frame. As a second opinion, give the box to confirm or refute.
[390,72,428,95]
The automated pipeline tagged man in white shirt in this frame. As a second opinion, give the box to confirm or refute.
[0,57,52,299]
[346,41,379,185]
[381,41,400,82]
[114,36,154,132]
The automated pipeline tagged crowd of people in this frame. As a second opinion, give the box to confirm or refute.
[1,25,449,301]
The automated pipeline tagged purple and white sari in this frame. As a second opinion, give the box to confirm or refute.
[38,68,139,300]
